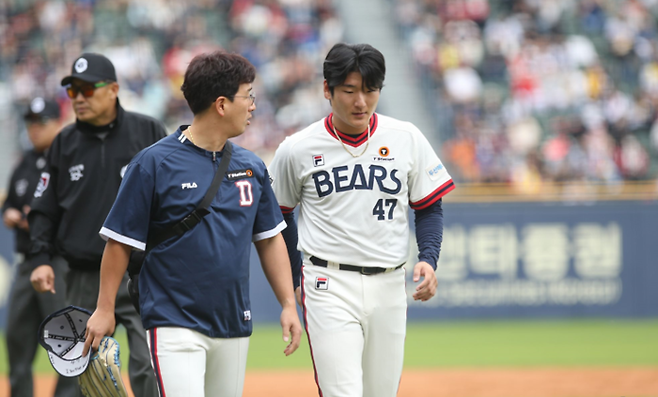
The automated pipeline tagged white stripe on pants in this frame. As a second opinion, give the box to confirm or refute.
[146,327,249,397]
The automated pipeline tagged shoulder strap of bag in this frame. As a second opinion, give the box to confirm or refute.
[145,140,233,251]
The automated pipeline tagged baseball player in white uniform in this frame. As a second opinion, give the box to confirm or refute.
[269,43,454,397]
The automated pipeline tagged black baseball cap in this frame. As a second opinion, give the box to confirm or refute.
[24,97,61,121]
[61,53,117,86]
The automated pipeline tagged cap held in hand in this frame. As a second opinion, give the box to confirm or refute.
[38,305,93,377]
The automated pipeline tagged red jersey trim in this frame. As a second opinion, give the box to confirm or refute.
[410,180,455,210]
[324,113,379,147]
[149,328,167,397]
[280,205,295,215]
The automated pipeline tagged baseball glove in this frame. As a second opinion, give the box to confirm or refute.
[78,336,129,397]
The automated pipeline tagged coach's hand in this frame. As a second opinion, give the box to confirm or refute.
[412,261,438,301]
[281,304,302,356]
[30,265,56,294]
[83,307,116,356]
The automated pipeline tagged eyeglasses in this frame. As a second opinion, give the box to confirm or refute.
[233,92,256,105]
[65,81,110,99]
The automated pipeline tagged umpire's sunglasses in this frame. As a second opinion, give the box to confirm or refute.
[65,81,110,99]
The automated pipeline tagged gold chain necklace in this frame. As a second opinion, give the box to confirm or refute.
[187,126,195,145]
[332,120,371,158]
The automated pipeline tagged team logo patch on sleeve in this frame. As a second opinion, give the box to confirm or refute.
[34,172,50,198]
[315,277,329,290]
[426,162,445,181]
[312,155,324,167]
[227,169,254,180]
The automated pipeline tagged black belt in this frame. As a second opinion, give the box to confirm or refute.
[309,256,404,275]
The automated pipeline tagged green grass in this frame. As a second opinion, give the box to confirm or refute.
[401,319,658,367]
[2,319,657,376]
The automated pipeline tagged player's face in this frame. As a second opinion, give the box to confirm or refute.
[69,78,119,126]
[224,83,256,137]
[26,118,60,152]
[324,71,380,135]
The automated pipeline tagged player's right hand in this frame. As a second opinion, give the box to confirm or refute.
[83,307,116,356]
[30,265,56,294]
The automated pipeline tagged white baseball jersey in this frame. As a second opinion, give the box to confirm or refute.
[269,113,454,268]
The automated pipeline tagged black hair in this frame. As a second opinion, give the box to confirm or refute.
[181,51,256,115]
[323,43,386,95]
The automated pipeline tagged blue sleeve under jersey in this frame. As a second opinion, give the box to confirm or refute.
[414,198,444,270]
[281,210,302,289]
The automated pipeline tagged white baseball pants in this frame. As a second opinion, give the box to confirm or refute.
[302,261,407,397]
[146,327,249,397]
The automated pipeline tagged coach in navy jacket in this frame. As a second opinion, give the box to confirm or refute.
[83,51,301,397]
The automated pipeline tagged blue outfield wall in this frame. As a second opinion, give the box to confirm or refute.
[249,199,658,322]
[0,200,656,329]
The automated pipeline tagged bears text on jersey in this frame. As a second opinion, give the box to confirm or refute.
[312,164,401,197]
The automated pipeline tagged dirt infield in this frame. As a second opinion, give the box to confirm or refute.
[2,367,657,397]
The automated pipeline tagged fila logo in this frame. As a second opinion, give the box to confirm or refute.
[182,182,198,189]
[68,164,84,181]
[235,180,253,206]
[243,310,252,321]
[315,277,328,290]
[312,155,324,167]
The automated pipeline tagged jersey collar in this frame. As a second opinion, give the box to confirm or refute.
[324,113,379,148]
[175,126,227,159]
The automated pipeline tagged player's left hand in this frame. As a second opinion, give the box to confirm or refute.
[412,261,438,301]
[280,304,302,356]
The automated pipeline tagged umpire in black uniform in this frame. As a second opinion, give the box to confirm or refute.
[3,98,78,397]
[28,53,166,397]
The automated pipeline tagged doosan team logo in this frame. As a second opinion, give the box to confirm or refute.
[315,277,328,290]
[426,162,445,180]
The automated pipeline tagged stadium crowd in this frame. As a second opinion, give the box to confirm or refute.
[2,0,658,189]
[392,0,658,188]
[0,0,342,171]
